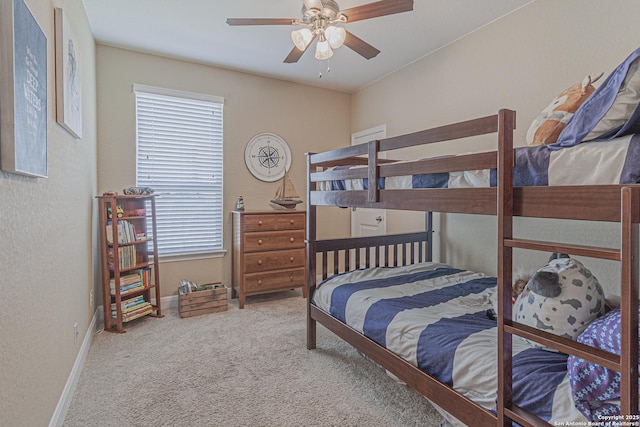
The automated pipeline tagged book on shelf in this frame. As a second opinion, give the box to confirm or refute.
[141,267,151,287]
[121,306,151,317]
[109,269,152,296]
[122,302,148,314]
[111,297,153,320]
[121,306,153,322]
[111,295,144,309]
[111,283,145,295]
[112,304,152,318]
[110,272,141,286]
[106,220,137,245]
[110,271,142,285]
[112,306,153,321]
[107,245,138,270]
[115,296,145,310]
[122,272,142,285]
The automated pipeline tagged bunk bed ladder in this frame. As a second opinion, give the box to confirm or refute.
[498,109,640,423]
[497,108,516,427]
[620,186,640,417]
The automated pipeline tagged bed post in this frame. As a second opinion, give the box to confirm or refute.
[306,152,317,350]
[620,186,639,417]
[425,212,433,262]
[367,139,380,203]
[496,109,515,426]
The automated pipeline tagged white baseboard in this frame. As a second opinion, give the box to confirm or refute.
[49,295,178,426]
[157,294,179,309]
[48,308,100,427]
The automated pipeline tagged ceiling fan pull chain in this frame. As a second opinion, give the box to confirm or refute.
[317,60,331,79]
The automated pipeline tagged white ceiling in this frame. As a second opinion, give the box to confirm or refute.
[82,0,531,93]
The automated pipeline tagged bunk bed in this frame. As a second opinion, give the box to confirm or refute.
[305,109,640,427]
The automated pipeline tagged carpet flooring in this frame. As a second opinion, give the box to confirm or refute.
[63,290,443,427]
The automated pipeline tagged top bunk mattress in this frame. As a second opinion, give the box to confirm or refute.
[318,134,640,191]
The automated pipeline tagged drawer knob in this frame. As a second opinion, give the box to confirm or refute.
[258,220,263,225]
[258,239,263,245]
[289,219,294,224]
[258,280,263,285]
[258,260,263,265]
[289,237,295,243]
[289,257,294,262]
[289,275,294,281]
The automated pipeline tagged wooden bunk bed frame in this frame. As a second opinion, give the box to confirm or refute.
[305,109,640,427]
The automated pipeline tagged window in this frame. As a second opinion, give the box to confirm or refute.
[134,84,224,258]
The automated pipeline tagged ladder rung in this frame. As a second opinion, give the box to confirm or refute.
[504,238,621,261]
[504,320,620,371]
[506,404,552,427]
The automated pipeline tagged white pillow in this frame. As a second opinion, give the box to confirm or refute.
[585,57,640,140]
[553,48,640,148]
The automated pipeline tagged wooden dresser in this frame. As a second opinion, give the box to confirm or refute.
[232,210,307,308]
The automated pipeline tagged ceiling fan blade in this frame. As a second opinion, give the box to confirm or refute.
[343,30,380,60]
[284,33,317,63]
[339,0,413,23]
[226,18,298,26]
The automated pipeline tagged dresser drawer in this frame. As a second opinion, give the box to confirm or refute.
[243,215,276,232]
[243,268,306,292]
[243,248,305,273]
[244,230,305,252]
[276,213,305,230]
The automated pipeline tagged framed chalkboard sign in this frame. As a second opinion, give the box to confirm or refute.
[0,0,47,178]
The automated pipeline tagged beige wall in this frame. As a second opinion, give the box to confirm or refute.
[351,0,640,296]
[0,0,97,426]
[95,45,351,299]
[4,1,639,424]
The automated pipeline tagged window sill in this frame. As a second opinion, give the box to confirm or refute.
[157,249,227,264]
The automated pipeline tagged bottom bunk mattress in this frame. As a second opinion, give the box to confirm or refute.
[312,262,589,425]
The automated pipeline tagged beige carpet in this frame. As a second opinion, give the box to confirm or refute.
[64,290,443,427]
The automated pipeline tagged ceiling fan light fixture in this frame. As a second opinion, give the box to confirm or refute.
[303,0,323,14]
[325,25,346,49]
[227,0,415,69]
[315,38,333,60]
[291,27,313,51]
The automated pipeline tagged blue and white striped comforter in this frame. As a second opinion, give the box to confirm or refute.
[312,262,588,425]
[319,134,640,191]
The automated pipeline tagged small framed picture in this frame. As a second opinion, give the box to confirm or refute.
[55,7,82,139]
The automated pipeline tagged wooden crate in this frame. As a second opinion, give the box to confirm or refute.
[179,283,228,318]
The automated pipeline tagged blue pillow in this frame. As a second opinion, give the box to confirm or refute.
[551,47,640,149]
[568,308,640,421]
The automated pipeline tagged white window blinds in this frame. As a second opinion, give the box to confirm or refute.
[134,84,224,258]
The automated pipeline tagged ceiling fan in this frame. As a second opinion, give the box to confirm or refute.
[226,0,414,64]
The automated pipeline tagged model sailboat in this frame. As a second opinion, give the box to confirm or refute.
[270,170,303,210]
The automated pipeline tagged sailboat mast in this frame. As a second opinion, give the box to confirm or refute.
[281,170,288,196]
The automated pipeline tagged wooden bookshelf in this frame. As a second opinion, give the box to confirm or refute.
[97,194,163,333]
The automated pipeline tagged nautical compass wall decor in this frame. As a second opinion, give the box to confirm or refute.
[244,133,292,182]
